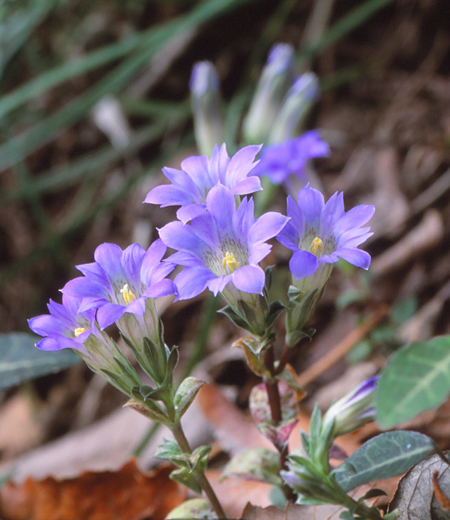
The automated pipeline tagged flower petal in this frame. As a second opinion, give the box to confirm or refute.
[289,250,318,279]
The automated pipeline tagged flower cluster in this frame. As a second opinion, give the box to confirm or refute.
[30,142,374,372]
[29,240,177,387]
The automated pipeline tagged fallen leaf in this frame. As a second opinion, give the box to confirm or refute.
[0,460,185,520]
[206,470,273,517]
[197,383,273,452]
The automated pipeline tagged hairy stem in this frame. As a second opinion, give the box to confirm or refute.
[171,421,228,519]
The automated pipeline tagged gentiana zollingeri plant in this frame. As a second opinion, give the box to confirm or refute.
[29,149,382,518]
[28,44,439,520]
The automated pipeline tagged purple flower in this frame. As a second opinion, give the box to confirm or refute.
[144,143,262,223]
[29,294,95,354]
[251,131,329,186]
[159,184,288,299]
[28,295,140,393]
[278,185,374,282]
[62,239,175,332]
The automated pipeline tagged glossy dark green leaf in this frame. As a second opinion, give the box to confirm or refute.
[333,431,435,492]
[0,333,79,390]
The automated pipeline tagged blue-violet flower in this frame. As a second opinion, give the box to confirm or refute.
[62,239,175,350]
[251,131,329,187]
[145,143,262,224]
[159,184,288,335]
[28,295,140,393]
[278,185,374,293]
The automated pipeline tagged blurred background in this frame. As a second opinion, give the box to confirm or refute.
[2,0,450,474]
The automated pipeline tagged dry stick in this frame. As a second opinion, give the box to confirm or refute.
[171,421,228,519]
[297,304,389,388]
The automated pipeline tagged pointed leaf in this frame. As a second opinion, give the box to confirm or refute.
[377,336,450,428]
[0,333,80,390]
[174,377,205,418]
[333,431,436,492]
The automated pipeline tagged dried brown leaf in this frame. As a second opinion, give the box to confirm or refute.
[0,460,184,520]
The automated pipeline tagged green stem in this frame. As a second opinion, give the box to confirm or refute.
[171,421,228,519]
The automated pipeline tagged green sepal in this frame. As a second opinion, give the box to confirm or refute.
[99,368,130,394]
[264,265,274,293]
[174,377,204,419]
[169,467,202,494]
[285,288,319,347]
[265,300,286,329]
[142,336,166,385]
[219,305,256,334]
[163,346,179,385]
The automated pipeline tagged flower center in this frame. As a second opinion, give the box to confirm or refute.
[310,237,323,256]
[222,251,240,273]
[120,283,136,305]
[74,327,86,337]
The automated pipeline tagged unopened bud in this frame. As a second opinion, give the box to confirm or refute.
[190,61,224,155]
[269,72,320,144]
[243,43,295,144]
[323,376,378,437]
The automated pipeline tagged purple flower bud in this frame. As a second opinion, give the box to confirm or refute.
[269,72,320,144]
[243,43,295,144]
[324,376,379,437]
[189,61,225,155]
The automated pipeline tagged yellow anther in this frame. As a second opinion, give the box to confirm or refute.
[222,251,240,272]
[310,237,323,256]
[120,283,136,305]
[74,327,86,337]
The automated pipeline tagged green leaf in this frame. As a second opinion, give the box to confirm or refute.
[169,467,202,494]
[0,333,79,390]
[333,431,436,492]
[376,336,450,428]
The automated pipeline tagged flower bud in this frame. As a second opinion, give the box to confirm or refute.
[243,43,295,144]
[190,61,224,155]
[323,376,378,437]
[269,72,319,144]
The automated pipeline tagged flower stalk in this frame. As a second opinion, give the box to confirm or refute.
[171,421,228,519]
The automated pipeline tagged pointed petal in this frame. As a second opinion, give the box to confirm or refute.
[337,248,371,269]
